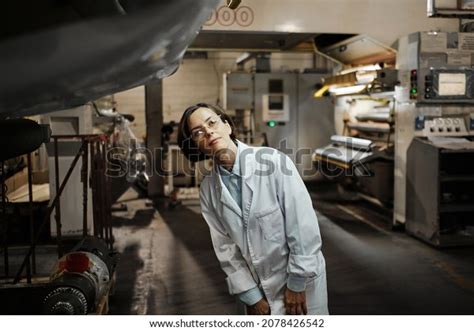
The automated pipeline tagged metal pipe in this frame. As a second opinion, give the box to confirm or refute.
[102,141,113,248]
[90,142,99,237]
[1,160,9,278]
[26,153,35,282]
[54,137,63,257]
[106,143,113,249]
[13,143,85,284]
[27,153,36,274]
[93,141,101,239]
[101,142,110,246]
[97,142,104,240]
[82,140,89,238]
[106,143,112,248]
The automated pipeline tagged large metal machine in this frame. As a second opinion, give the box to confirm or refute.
[43,237,118,314]
[0,0,220,119]
[224,71,334,180]
[395,32,474,245]
[313,67,397,206]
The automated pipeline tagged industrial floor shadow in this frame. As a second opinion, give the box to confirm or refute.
[108,184,474,315]
[310,181,474,314]
[108,191,237,315]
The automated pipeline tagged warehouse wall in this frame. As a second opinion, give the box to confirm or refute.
[114,86,146,141]
[162,52,239,123]
[114,51,333,133]
[162,51,329,122]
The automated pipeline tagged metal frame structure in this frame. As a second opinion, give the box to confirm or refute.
[1,134,112,285]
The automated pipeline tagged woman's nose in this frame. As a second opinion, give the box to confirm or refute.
[204,126,214,136]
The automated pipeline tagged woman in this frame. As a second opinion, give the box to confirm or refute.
[178,103,328,315]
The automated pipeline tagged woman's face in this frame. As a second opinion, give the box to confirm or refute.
[187,107,234,156]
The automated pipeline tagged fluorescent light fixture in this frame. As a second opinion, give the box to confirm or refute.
[276,23,303,33]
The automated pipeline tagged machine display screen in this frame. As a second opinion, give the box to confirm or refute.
[438,73,467,96]
[269,95,284,110]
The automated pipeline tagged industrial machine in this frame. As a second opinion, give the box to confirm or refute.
[395,32,474,245]
[313,67,397,206]
[1,114,116,313]
[224,71,334,180]
[43,237,118,314]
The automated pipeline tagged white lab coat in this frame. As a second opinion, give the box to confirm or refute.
[199,141,328,315]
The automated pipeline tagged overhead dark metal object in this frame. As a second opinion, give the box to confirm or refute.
[226,0,242,10]
[0,0,219,118]
[0,119,51,161]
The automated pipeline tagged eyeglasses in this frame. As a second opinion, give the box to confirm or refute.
[190,116,222,141]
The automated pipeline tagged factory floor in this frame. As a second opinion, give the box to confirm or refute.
[108,183,474,315]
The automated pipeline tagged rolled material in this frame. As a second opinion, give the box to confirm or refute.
[356,113,392,123]
[315,145,372,164]
[330,135,373,151]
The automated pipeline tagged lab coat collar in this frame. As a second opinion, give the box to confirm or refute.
[218,139,241,177]
[212,140,255,180]
[212,140,255,219]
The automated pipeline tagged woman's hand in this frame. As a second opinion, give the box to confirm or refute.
[247,298,271,315]
[284,287,307,315]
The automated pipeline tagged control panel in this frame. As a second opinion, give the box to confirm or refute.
[415,115,474,136]
[401,32,474,105]
[411,68,474,103]
[262,78,290,123]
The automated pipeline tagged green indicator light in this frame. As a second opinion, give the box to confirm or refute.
[267,121,277,128]
[411,88,417,94]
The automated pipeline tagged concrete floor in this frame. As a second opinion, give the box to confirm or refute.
[108,184,474,315]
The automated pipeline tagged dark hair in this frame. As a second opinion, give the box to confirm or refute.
[178,103,237,162]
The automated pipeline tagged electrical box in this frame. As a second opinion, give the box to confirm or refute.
[223,72,253,110]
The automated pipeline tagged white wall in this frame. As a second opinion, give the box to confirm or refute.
[204,0,459,46]
[113,51,332,129]
[162,52,239,123]
[162,51,330,123]
[114,86,146,141]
